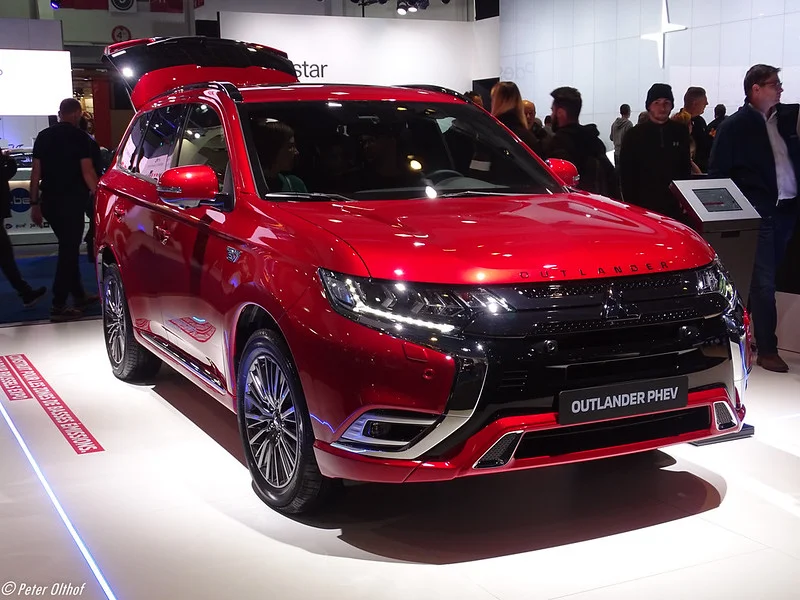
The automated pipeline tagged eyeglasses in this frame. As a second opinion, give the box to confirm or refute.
[761,79,783,89]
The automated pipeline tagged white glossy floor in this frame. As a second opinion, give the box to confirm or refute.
[1,320,799,600]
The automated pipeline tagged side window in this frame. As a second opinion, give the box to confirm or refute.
[117,113,150,172]
[135,105,186,181]
[175,103,230,192]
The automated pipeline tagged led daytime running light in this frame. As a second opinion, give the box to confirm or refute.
[344,278,456,334]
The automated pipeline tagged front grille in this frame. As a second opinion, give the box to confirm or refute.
[506,271,696,302]
[422,268,736,460]
[513,407,711,459]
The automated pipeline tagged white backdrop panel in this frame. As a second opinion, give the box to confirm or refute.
[220,12,492,92]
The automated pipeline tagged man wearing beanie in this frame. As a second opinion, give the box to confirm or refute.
[619,83,692,222]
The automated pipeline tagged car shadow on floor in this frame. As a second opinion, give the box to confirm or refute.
[296,452,725,564]
[151,368,727,564]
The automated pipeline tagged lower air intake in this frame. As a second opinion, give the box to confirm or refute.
[474,432,522,469]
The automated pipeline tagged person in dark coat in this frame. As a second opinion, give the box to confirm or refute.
[0,150,46,306]
[707,104,727,140]
[708,64,800,373]
[619,83,692,222]
[543,86,619,198]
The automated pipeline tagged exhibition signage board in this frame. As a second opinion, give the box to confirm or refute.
[0,50,73,117]
[220,12,484,93]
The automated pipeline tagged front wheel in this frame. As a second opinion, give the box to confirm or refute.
[236,329,335,514]
[102,263,161,382]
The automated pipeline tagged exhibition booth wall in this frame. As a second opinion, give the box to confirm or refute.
[499,0,800,151]
[220,11,499,92]
[499,0,800,352]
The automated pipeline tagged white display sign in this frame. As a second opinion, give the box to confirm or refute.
[0,50,73,116]
[220,12,491,93]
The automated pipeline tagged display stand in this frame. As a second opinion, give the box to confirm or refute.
[670,178,761,296]
[689,423,755,446]
[671,178,761,447]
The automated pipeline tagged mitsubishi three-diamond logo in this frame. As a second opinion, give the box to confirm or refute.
[641,0,686,69]
[601,286,641,323]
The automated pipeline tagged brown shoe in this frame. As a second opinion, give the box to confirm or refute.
[757,353,789,373]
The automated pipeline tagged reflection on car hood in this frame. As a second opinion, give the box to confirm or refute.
[279,193,715,285]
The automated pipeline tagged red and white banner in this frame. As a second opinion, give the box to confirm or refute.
[0,354,104,455]
[149,0,204,13]
[0,357,34,401]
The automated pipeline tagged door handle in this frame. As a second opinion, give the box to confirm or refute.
[112,205,126,222]
[154,225,171,245]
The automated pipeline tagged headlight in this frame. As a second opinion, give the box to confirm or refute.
[696,258,737,309]
[319,269,513,337]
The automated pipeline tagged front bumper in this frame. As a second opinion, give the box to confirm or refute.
[314,386,744,483]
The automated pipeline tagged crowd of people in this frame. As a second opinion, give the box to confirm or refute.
[468,64,797,373]
[0,66,795,372]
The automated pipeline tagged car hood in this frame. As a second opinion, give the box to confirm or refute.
[279,193,715,285]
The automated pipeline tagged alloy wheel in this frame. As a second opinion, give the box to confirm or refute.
[244,353,300,489]
[104,276,126,367]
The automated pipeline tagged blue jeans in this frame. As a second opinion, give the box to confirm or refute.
[749,203,799,355]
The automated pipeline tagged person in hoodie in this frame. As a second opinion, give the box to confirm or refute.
[490,82,543,156]
[610,104,633,170]
[619,83,692,222]
[544,86,619,198]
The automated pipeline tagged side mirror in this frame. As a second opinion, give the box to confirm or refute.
[157,165,230,210]
[546,158,581,188]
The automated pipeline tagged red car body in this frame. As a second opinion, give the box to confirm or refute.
[95,37,751,512]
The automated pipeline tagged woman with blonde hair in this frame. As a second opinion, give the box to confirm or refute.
[671,110,702,174]
[490,81,542,154]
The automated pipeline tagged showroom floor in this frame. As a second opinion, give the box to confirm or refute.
[0,321,799,600]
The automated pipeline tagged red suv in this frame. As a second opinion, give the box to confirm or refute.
[96,37,751,514]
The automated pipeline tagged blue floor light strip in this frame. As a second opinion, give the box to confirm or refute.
[0,401,118,600]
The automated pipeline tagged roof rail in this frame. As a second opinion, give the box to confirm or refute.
[158,81,243,103]
[400,84,471,103]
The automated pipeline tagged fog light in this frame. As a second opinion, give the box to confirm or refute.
[365,421,392,439]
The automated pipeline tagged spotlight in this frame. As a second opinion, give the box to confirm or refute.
[397,0,408,15]
[50,0,61,7]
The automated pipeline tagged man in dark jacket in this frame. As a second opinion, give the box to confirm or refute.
[0,150,46,307]
[544,87,618,198]
[707,104,727,139]
[708,64,800,373]
[619,83,692,222]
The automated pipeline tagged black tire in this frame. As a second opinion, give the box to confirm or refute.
[102,263,161,382]
[236,329,335,514]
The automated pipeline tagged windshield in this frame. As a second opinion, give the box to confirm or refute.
[240,100,562,201]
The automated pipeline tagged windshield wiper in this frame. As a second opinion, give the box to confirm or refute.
[264,192,354,202]
[435,190,521,198]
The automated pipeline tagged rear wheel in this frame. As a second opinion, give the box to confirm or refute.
[102,264,161,382]
[236,329,335,514]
